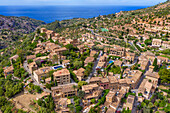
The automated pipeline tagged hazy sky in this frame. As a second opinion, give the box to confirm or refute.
[0,0,167,6]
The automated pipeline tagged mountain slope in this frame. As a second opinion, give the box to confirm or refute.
[0,16,46,49]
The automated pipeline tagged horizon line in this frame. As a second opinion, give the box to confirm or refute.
[0,4,151,6]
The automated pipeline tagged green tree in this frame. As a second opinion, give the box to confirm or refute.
[91,99,96,104]
[73,61,83,69]
[78,90,85,99]
[78,81,87,89]
[158,69,170,84]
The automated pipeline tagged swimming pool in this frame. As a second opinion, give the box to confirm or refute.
[52,65,63,70]
[109,60,114,64]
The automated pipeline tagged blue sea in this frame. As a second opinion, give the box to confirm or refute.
[0,6,148,23]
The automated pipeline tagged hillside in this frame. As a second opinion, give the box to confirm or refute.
[0,1,169,113]
[0,16,46,49]
[44,1,169,39]
[0,0,169,67]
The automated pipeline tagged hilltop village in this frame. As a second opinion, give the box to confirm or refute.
[0,1,170,113]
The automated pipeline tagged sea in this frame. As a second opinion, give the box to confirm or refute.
[0,6,148,23]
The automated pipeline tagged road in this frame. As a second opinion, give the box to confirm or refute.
[122,56,138,67]
[23,60,51,93]
[86,51,102,83]
[86,28,120,41]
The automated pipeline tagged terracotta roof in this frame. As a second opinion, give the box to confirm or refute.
[118,79,127,84]
[97,62,105,67]
[84,57,94,64]
[51,83,77,92]
[34,67,51,75]
[152,39,162,43]
[106,91,116,98]
[127,95,135,104]
[82,84,99,91]
[145,71,159,79]
[108,76,118,83]
[54,47,67,52]
[45,77,51,82]
[89,77,102,83]
[26,55,36,60]
[4,66,14,73]
[53,68,70,77]
[62,60,70,64]
[114,60,122,67]
[90,50,97,57]
[101,78,109,83]
[10,54,19,60]
[73,68,85,77]
[58,98,68,106]
[28,62,37,67]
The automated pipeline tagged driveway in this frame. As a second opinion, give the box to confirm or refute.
[86,51,102,83]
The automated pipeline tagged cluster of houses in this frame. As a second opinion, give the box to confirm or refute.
[152,39,170,49]
[3,27,170,113]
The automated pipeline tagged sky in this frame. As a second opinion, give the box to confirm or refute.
[0,0,167,6]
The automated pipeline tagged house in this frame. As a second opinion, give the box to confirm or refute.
[82,84,103,105]
[53,68,70,85]
[140,52,155,63]
[46,30,55,39]
[33,67,51,83]
[145,71,159,85]
[51,36,58,42]
[53,47,67,56]
[73,68,85,81]
[138,60,149,70]
[40,28,47,33]
[152,39,162,47]
[45,77,51,84]
[125,52,136,62]
[108,76,119,90]
[62,60,70,67]
[106,91,116,103]
[51,83,77,103]
[99,54,107,62]
[114,60,123,67]
[28,62,38,73]
[100,78,109,89]
[89,77,102,84]
[26,55,36,60]
[90,50,97,57]
[40,28,55,39]
[4,66,14,77]
[157,56,169,65]
[38,92,50,99]
[126,70,143,89]
[106,108,116,113]
[109,47,125,57]
[162,41,170,49]
[48,52,59,64]
[123,95,135,110]
[118,79,127,87]
[77,45,87,54]
[148,66,154,72]
[56,98,69,110]
[33,56,49,62]
[138,79,155,99]
[10,54,19,63]
[46,43,60,52]
[97,62,106,69]
[138,96,144,103]
[84,57,94,66]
